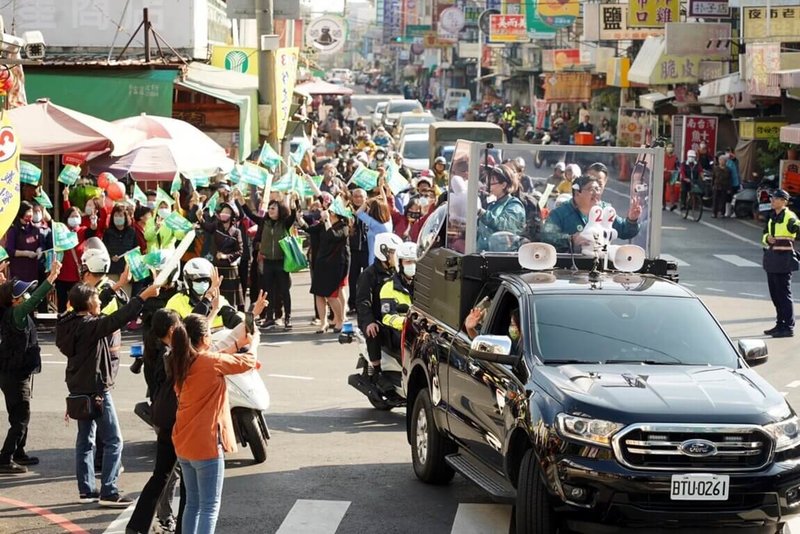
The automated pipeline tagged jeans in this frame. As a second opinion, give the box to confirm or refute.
[127,430,185,533]
[0,373,31,462]
[179,449,224,534]
[75,391,123,497]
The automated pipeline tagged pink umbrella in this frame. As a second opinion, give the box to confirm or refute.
[7,99,146,156]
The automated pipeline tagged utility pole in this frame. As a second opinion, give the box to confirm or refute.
[256,0,278,151]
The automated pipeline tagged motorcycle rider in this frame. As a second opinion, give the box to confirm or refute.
[379,241,417,353]
[502,104,517,144]
[355,232,403,385]
[165,258,242,330]
[432,156,449,190]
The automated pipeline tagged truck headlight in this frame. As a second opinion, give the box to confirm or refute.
[764,416,800,452]
[556,413,624,448]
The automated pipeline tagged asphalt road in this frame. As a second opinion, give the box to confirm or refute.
[2,174,800,534]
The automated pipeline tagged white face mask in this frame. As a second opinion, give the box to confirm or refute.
[113,216,126,227]
[403,263,417,278]
[158,208,171,219]
[67,216,81,228]
[84,205,94,216]
[418,197,430,208]
[192,281,210,295]
[32,212,42,223]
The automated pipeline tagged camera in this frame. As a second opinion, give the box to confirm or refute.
[22,31,45,60]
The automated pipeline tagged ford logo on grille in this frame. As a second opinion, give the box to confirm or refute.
[679,439,718,457]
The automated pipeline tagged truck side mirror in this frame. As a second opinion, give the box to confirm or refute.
[738,339,768,367]
[469,335,519,365]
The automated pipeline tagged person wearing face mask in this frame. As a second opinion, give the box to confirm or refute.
[393,196,423,240]
[432,157,449,190]
[5,201,43,285]
[543,175,641,253]
[680,149,703,210]
[30,202,53,314]
[369,147,389,170]
[378,241,416,353]
[198,202,244,311]
[102,205,137,289]
[356,196,393,264]
[304,205,350,333]
[663,143,680,211]
[62,189,103,238]
[0,259,62,474]
[476,165,526,252]
[55,207,96,313]
[166,258,243,331]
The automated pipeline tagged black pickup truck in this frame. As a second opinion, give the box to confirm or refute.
[401,248,800,534]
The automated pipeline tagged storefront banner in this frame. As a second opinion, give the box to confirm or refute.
[211,46,258,76]
[597,4,664,40]
[665,22,731,58]
[617,109,649,148]
[536,0,578,29]
[524,0,556,39]
[628,0,680,28]
[273,47,299,141]
[533,97,548,130]
[543,72,592,103]
[541,49,581,71]
[745,43,781,97]
[743,7,800,42]
[682,115,718,162]
[488,14,527,43]
[689,0,730,18]
[739,120,787,140]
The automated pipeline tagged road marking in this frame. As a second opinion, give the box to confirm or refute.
[739,292,766,298]
[0,496,89,533]
[662,226,687,230]
[681,282,696,287]
[786,380,800,389]
[714,254,760,267]
[660,253,690,267]
[699,220,763,247]
[260,341,293,346]
[267,373,314,381]
[737,219,762,230]
[705,287,725,293]
[275,499,350,534]
[450,503,513,534]
[101,502,136,533]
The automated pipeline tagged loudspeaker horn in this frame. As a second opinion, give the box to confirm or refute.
[519,242,557,271]
[610,244,646,273]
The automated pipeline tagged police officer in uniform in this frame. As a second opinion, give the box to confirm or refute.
[379,242,417,354]
[762,189,799,338]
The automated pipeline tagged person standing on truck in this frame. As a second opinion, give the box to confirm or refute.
[762,189,799,338]
[477,164,526,252]
[355,232,403,384]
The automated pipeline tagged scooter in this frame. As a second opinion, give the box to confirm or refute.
[731,180,759,219]
[133,328,271,464]
[756,174,779,221]
[339,321,405,411]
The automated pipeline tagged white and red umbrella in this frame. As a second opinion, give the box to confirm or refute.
[295,79,354,96]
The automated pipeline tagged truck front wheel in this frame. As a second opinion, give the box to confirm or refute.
[516,449,557,534]
[410,389,455,484]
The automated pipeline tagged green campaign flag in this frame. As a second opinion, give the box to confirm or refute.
[57,164,81,186]
[350,166,380,191]
[299,175,323,198]
[272,171,295,192]
[229,165,242,184]
[169,172,182,195]
[43,249,63,272]
[207,191,220,214]
[143,249,167,268]
[34,189,53,209]
[241,162,269,188]
[0,246,8,263]
[182,170,210,188]
[290,137,312,166]
[259,141,282,169]
[385,161,410,195]
[133,183,148,204]
[163,211,193,233]
[155,187,173,207]
[123,248,151,282]
[330,195,353,219]
[53,222,79,252]
[20,161,42,185]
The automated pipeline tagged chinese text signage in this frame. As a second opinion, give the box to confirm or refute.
[739,120,787,141]
[629,0,680,28]
[681,115,718,162]
[488,14,527,42]
[689,0,730,18]
[743,7,800,42]
[598,5,664,40]
[745,42,781,97]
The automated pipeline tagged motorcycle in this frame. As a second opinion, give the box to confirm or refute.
[133,328,271,463]
[756,174,779,221]
[731,179,759,219]
[339,321,405,411]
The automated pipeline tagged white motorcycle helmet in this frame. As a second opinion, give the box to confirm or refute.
[80,237,111,275]
[183,257,214,297]
[374,232,404,266]
[396,241,418,278]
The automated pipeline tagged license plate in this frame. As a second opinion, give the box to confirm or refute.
[759,202,772,211]
[670,474,729,501]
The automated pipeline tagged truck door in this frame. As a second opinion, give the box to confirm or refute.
[446,286,520,473]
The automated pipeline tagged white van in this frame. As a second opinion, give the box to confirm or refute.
[443,89,471,114]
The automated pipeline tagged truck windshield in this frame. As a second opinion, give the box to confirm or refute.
[529,295,739,367]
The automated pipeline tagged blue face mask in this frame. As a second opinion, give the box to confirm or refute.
[192,281,210,296]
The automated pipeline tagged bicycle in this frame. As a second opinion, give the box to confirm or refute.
[682,182,704,221]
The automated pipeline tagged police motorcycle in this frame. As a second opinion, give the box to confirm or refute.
[339,241,417,411]
[133,252,271,463]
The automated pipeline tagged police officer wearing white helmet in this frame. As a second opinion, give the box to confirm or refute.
[355,232,403,384]
[379,241,417,348]
[165,257,243,331]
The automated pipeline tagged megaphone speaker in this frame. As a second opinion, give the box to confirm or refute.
[611,245,646,273]
[518,242,557,271]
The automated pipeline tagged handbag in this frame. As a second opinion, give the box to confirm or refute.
[279,234,309,273]
[65,394,103,420]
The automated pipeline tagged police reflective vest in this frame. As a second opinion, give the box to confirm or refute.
[502,109,517,127]
[379,276,412,331]
[166,292,230,329]
[762,208,799,250]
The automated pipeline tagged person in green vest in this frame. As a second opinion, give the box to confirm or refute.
[762,189,799,338]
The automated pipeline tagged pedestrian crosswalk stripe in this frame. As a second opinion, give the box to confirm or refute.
[713,254,760,267]
[660,254,690,267]
[450,503,512,534]
[275,499,351,534]
[786,380,800,389]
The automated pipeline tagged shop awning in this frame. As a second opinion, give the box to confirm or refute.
[24,69,178,121]
[768,69,800,89]
[780,124,800,145]
[699,72,746,99]
[176,62,259,157]
[639,91,674,112]
[628,36,700,86]
[628,38,664,86]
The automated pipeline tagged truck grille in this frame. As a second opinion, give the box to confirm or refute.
[612,424,773,471]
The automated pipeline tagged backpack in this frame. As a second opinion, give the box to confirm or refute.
[518,192,543,243]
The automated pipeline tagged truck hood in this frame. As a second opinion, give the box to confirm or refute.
[535,364,790,425]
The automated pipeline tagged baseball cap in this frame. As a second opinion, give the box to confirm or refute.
[12,280,37,299]
[687,150,697,158]
[555,162,566,171]
[771,189,790,200]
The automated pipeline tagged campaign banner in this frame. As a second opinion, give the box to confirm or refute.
[241,162,270,188]
[273,48,299,141]
[259,141,283,169]
[133,184,148,205]
[19,160,41,186]
[123,248,151,282]
[34,189,53,209]
[53,222,79,252]
[163,211,194,233]
[170,172,182,195]
[58,164,81,186]
[350,166,380,191]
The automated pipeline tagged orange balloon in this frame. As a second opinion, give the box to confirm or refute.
[97,172,113,190]
[107,180,125,201]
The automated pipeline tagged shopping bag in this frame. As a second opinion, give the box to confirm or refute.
[279,234,308,273]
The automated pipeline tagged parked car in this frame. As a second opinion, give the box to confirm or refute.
[398,133,430,174]
[394,111,437,142]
